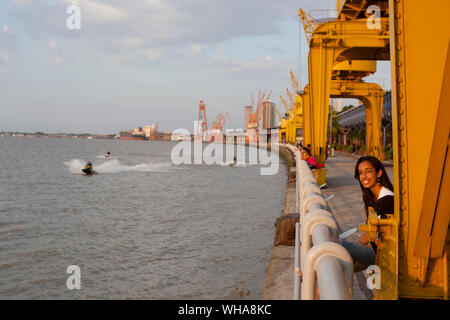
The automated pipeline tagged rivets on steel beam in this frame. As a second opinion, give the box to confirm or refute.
[396,30,402,35]
[397,45,402,51]
[401,205,406,211]
[395,13,401,19]
[400,142,405,147]
[400,173,405,179]
[400,158,405,163]
[399,109,404,115]
[400,125,404,131]
[413,264,418,269]
[397,61,403,67]
[401,189,406,194]
[398,77,404,83]
[398,93,404,99]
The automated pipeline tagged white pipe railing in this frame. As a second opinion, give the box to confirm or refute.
[279,143,353,300]
[294,222,301,300]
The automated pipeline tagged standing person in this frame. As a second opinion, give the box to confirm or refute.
[339,156,394,271]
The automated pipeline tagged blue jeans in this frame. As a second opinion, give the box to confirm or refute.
[339,240,376,272]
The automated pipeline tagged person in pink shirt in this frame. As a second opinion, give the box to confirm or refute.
[301,147,317,169]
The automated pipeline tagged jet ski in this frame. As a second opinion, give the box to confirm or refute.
[82,162,96,175]
[105,152,111,158]
[230,157,237,166]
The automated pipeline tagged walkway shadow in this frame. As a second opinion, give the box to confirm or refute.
[326,174,359,189]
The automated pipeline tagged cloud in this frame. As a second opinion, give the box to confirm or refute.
[0,23,20,66]
[53,54,64,64]
[187,44,204,57]
[0,50,8,62]
[143,47,165,61]
[68,0,128,23]
[210,53,286,80]
[2,25,12,35]
[6,0,314,63]
[259,42,286,53]
[48,41,58,49]
[44,40,65,64]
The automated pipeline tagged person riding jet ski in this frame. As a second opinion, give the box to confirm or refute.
[82,161,95,175]
[105,151,111,158]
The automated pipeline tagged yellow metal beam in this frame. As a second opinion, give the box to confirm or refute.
[330,80,384,160]
[332,60,377,80]
[388,0,450,300]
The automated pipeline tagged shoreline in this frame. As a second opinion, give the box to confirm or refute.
[261,145,297,299]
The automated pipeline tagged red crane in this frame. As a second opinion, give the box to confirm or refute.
[196,100,208,137]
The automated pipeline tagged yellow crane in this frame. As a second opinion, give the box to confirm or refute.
[286,88,295,108]
[290,70,300,92]
[279,95,291,115]
[298,8,320,44]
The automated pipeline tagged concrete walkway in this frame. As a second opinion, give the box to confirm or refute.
[262,152,394,300]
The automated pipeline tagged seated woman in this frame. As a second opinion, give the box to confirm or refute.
[339,156,394,271]
[301,147,317,169]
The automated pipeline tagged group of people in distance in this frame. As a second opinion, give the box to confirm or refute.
[295,141,394,271]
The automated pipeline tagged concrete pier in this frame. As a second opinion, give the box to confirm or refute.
[262,150,393,300]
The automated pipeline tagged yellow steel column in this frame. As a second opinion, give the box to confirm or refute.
[308,38,334,165]
[388,0,450,300]
[293,93,303,143]
[301,84,312,148]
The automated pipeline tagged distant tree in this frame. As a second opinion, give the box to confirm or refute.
[330,106,343,142]
[340,105,355,113]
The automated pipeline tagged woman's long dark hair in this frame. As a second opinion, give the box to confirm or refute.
[302,147,312,156]
[354,156,393,217]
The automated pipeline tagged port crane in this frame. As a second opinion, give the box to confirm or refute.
[248,90,266,129]
[196,100,208,140]
[212,112,230,131]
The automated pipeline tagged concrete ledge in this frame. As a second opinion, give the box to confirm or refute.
[262,146,296,300]
[262,246,295,300]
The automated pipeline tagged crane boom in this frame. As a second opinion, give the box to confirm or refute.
[265,89,272,102]
[298,8,319,45]
[280,95,291,113]
[286,88,295,108]
[273,106,282,120]
[290,70,300,92]
[255,90,266,126]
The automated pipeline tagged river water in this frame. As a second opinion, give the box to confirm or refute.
[0,137,287,299]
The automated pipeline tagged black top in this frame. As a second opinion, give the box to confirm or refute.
[370,195,394,218]
[368,195,394,252]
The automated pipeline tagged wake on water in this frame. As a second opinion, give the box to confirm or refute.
[64,159,171,174]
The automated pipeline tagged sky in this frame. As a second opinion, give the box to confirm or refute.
[0,0,391,134]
